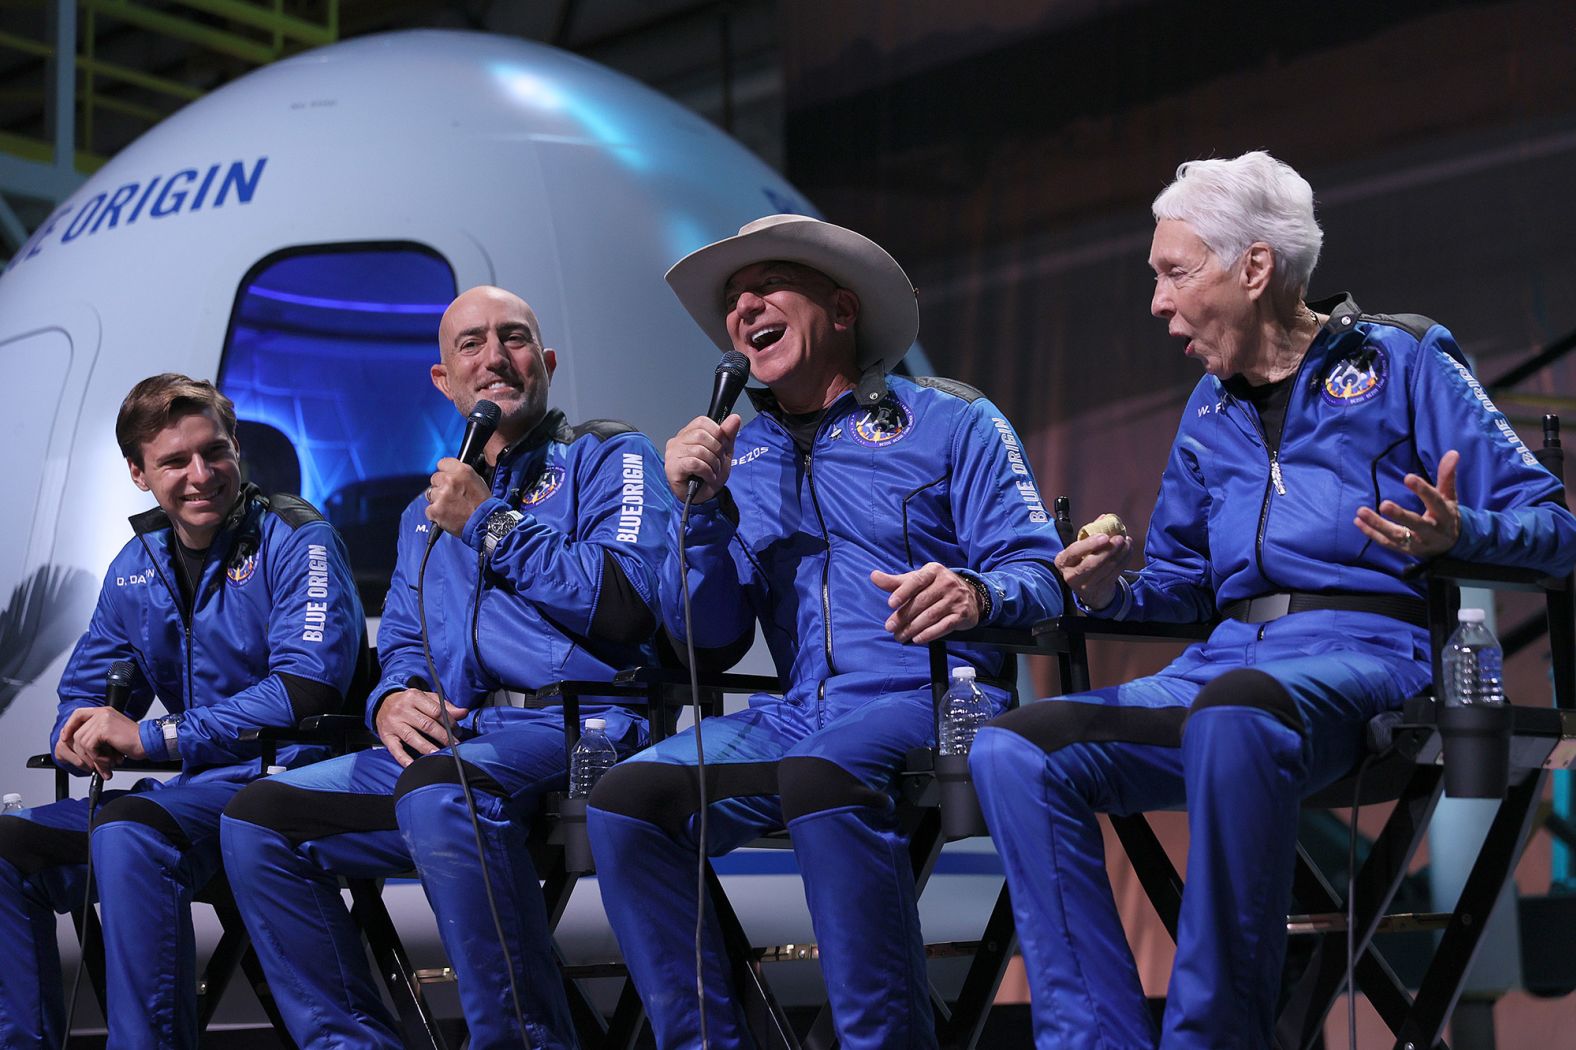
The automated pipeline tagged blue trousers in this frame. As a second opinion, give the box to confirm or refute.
[969,613,1432,1050]
[0,766,255,1050]
[220,706,645,1050]
[586,685,997,1050]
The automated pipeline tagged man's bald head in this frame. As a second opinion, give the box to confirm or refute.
[431,285,557,452]
[438,286,541,356]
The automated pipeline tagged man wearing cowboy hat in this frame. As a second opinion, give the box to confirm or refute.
[220,285,676,1050]
[587,216,1065,1049]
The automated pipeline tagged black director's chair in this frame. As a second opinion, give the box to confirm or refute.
[23,751,297,1045]
[950,418,1576,1050]
[241,662,769,1050]
[622,589,1114,1048]
[30,638,383,1046]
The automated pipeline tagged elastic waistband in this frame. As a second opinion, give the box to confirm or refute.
[1221,592,1428,629]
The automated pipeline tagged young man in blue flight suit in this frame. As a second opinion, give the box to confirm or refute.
[587,215,1066,1049]
[0,373,363,1049]
[969,151,1576,1049]
[221,285,675,1050]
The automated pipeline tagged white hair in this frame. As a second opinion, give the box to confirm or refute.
[1151,151,1323,300]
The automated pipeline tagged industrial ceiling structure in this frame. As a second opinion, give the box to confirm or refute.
[0,0,783,262]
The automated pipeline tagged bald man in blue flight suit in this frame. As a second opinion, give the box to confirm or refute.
[969,151,1576,1049]
[0,373,363,1050]
[221,285,675,1050]
[586,216,1066,1050]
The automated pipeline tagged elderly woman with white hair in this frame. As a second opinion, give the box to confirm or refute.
[969,151,1576,1048]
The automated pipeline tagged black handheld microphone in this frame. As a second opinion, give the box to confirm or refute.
[457,399,503,472]
[86,661,136,805]
[427,399,504,551]
[104,661,135,714]
[686,350,752,502]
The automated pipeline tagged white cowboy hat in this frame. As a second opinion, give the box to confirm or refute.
[665,214,918,373]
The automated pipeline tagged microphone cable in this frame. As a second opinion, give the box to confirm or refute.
[674,351,748,1048]
[415,522,531,1045]
[61,661,136,1050]
[676,487,712,1049]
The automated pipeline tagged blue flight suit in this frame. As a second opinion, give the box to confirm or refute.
[970,295,1576,1049]
[586,370,1065,1050]
[221,411,673,1050]
[0,486,362,1050]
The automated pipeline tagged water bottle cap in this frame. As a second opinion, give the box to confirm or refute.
[585,717,607,731]
[1457,608,1487,624]
[1,793,19,804]
[950,666,977,681]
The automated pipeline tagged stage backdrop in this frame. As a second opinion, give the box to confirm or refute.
[783,0,1576,1026]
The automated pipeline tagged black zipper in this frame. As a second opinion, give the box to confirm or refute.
[1246,353,1313,589]
[137,531,221,744]
[1234,348,1318,638]
[468,461,522,692]
[761,403,843,680]
[803,446,839,677]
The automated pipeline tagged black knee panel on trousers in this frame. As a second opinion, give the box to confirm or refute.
[223,778,397,846]
[92,794,189,849]
[392,754,506,805]
[0,814,87,875]
[987,699,1189,755]
[589,760,778,838]
[1186,668,1305,736]
[778,757,889,823]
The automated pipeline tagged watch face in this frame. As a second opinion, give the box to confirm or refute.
[489,510,520,537]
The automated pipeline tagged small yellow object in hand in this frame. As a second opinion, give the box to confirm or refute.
[1076,513,1128,542]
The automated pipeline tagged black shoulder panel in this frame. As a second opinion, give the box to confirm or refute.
[263,492,325,529]
[129,507,171,535]
[569,418,639,443]
[914,376,987,403]
[1361,312,1437,340]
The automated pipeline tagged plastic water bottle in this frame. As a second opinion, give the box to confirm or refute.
[568,718,618,798]
[1,793,23,814]
[1442,608,1506,707]
[938,667,990,756]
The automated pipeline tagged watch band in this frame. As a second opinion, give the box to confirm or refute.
[159,715,180,759]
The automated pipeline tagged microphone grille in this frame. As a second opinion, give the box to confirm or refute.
[717,350,751,380]
[468,400,502,426]
[107,661,135,686]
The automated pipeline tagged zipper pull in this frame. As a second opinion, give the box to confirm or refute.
[1270,452,1287,496]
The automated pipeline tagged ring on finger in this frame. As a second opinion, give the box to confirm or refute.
[1398,526,1413,548]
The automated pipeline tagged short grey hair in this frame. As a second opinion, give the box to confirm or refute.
[1151,151,1323,300]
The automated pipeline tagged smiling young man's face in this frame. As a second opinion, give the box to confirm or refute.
[723,260,859,412]
[128,408,242,550]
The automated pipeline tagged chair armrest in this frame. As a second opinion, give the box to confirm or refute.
[297,714,369,733]
[1412,557,1566,593]
[938,617,1213,656]
[612,666,782,694]
[525,680,654,705]
[237,716,379,767]
[1039,616,1215,646]
[27,753,181,773]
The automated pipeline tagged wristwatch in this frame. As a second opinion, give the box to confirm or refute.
[154,713,181,759]
[482,508,525,556]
